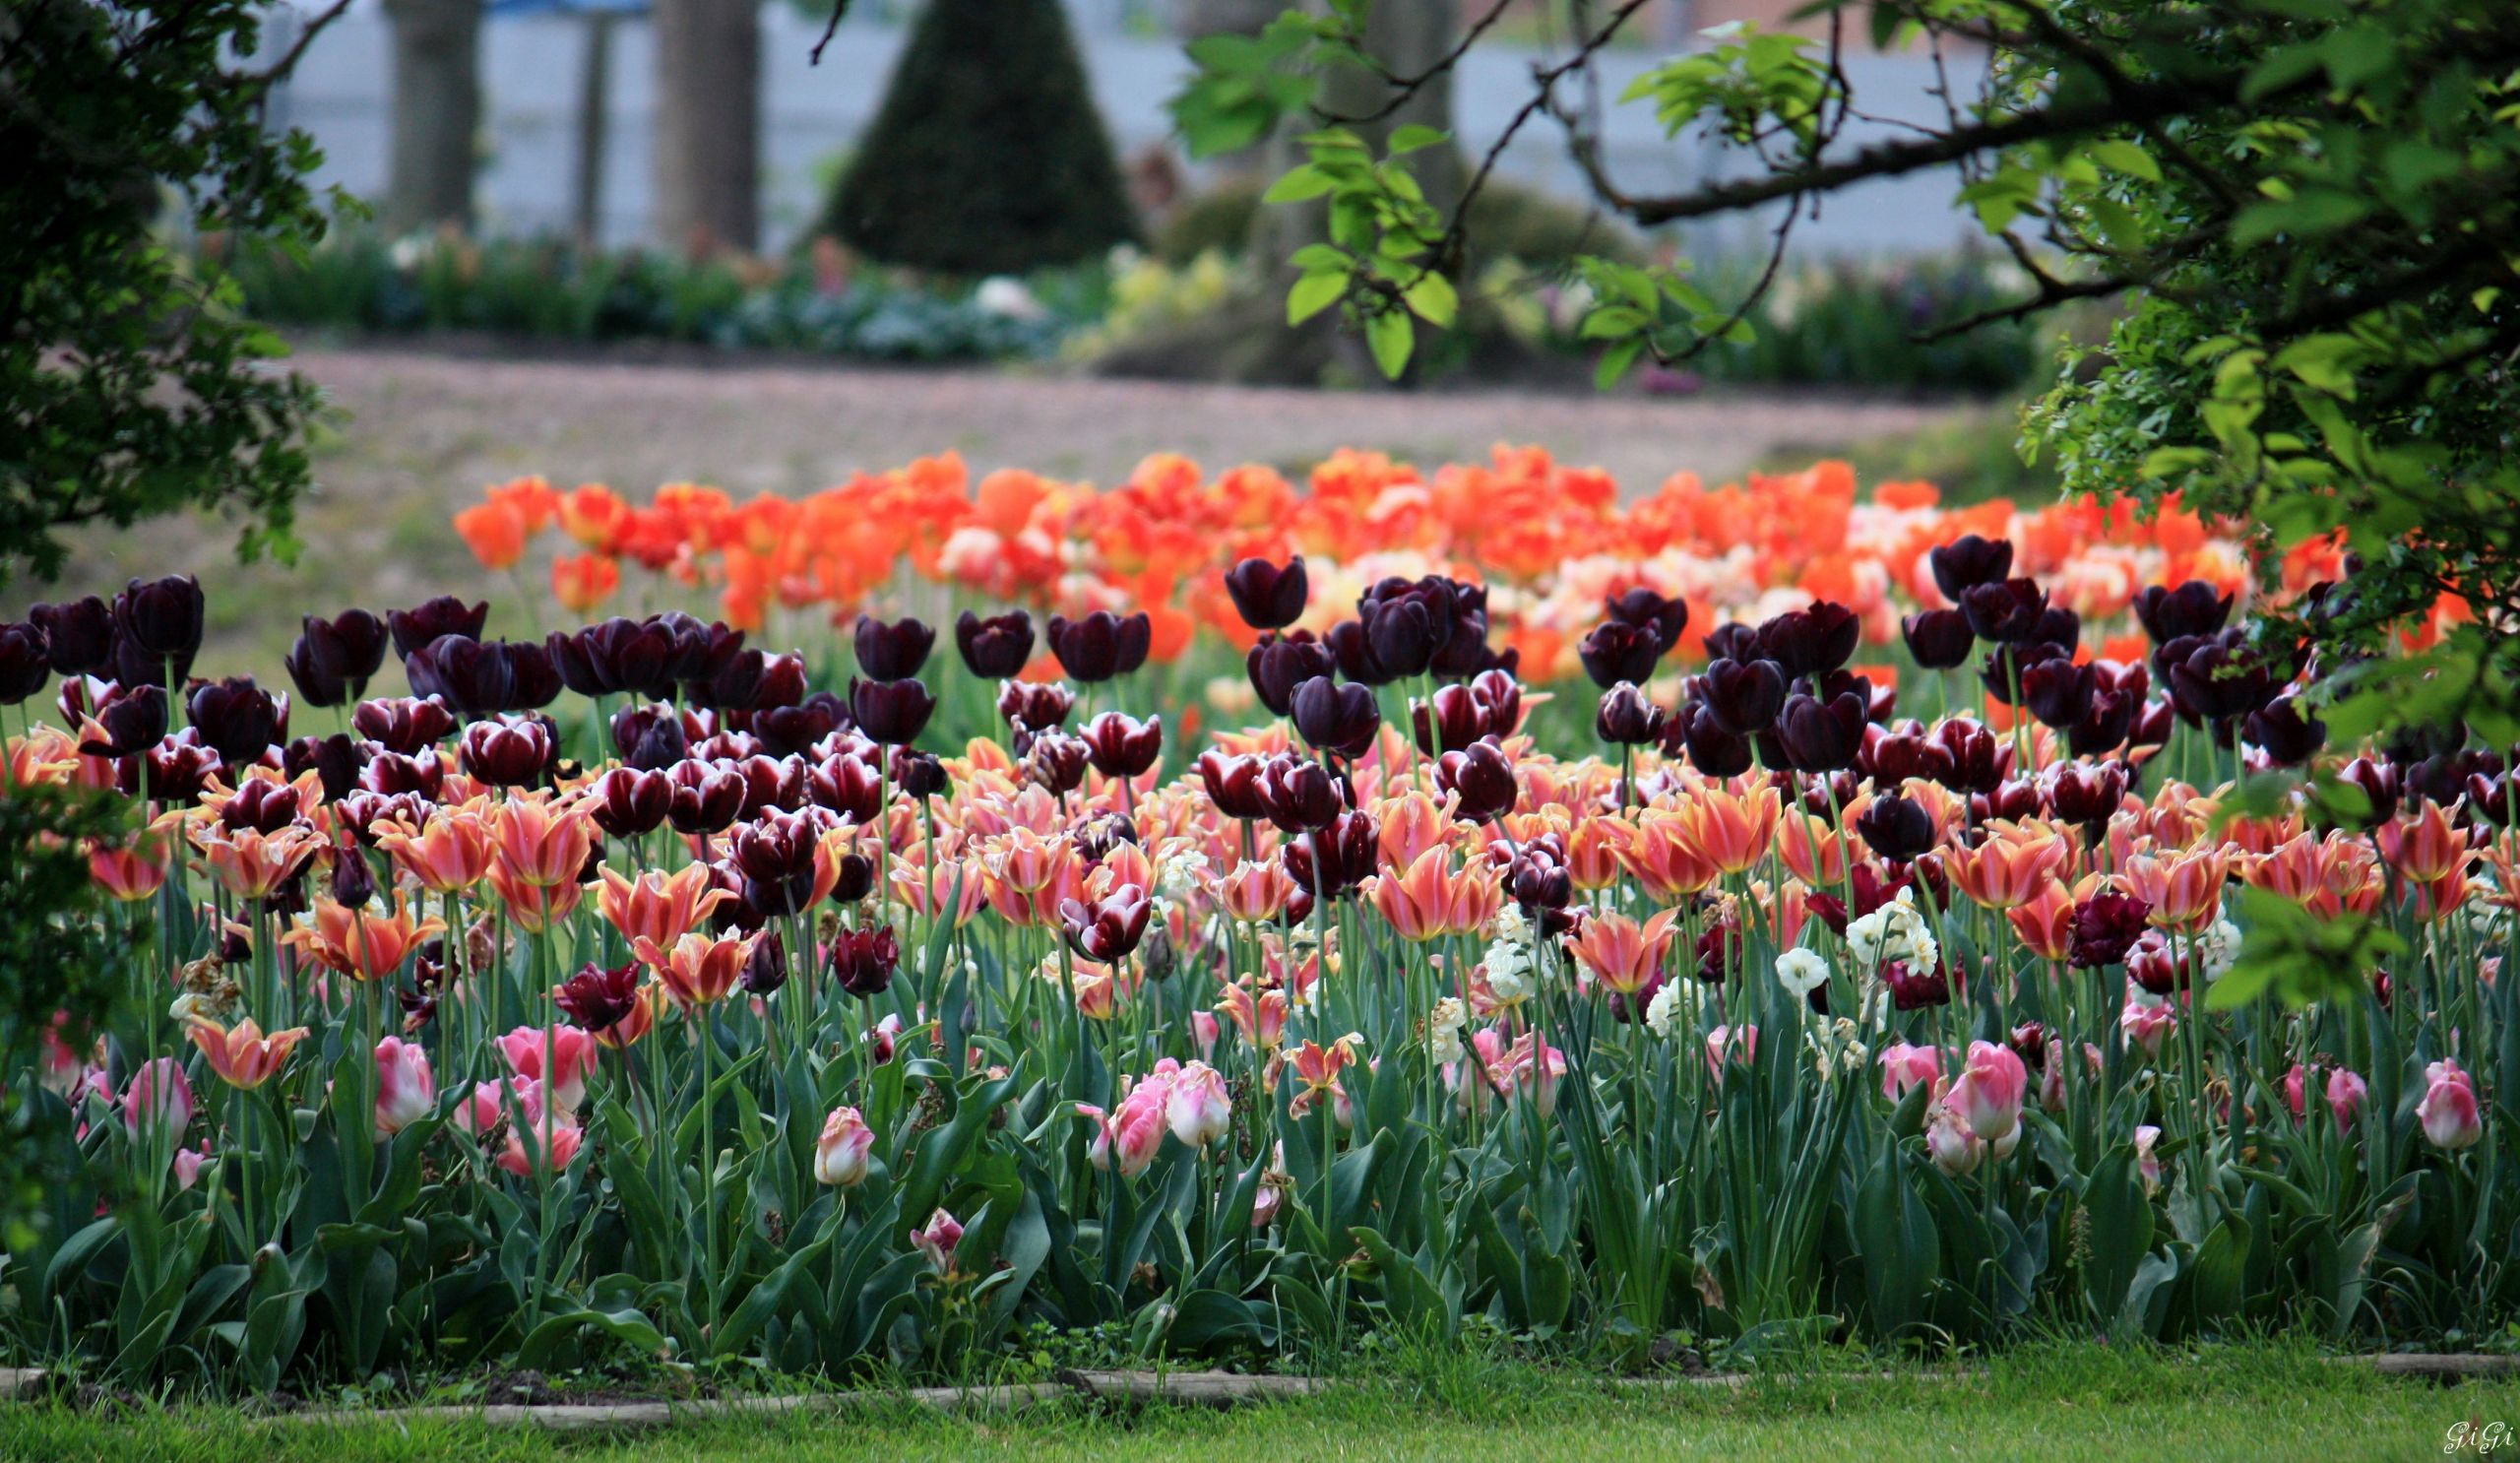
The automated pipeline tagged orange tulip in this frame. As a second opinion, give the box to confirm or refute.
[1671,782,1781,877]
[2115,846,2235,933]
[559,481,630,547]
[597,864,732,949]
[375,802,497,894]
[487,861,588,934]
[489,793,598,889]
[635,930,759,1007]
[284,891,445,981]
[186,1015,310,1090]
[1366,846,1497,942]
[1374,790,1462,873]
[1778,805,1850,887]
[2005,876,2088,963]
[1945,821,2072,911]
[1217,982,1290,1050]
[551,551,621,615]
[453,499,530,571]
[1219,859,1297,923]
[2376,798,2473,884]
[1563,908,1679,995]
[88,837,170,902]
[1606,808,1722,899]
[193,824,323,901]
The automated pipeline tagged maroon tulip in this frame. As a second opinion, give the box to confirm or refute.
[1699,657,1787,736]
[358,749,445,800]
[1854,795,1935,861]
[1291,675,1379,759]
[1082,711,1164,778]
[740,929,790,996]
[1959,578,2047,644]
[955,609,1036,678]
[2021,657,2097,730]
[1325,618,1393,686]
[2041,761,2127,830]
[1900,608,1975,669]
[187,677,286,764]
[996,678,1076,733]
[1672,702,1752,779]
[590,766,672,838]
[1756,602,1860,679]
[853,614,934,681]
[2067,892,2151,969]
[828,924,901,998]
[354,696,459,754]
[1259,755,1342,832]
[218,776,307,835]
[1061,884,1153,962]
[1603,587,1687,653]
[459,716,555,788]
[1044,610,1151,683]
[284,732,367,802]
[1577,620,1663,689]
[849,676,935,746]
[1025,730,1091,795]
[1224,555,1309,631]
[753,652,809,709]
[2068,688,2138,758]
[112,575,205,677]
[134,738,222,803]
[556,961,643,1033]
[78,683,167,758]
[386,596,489,660]
[1197,750,1268,821]
[31,597,112,677]
[667,762,747,837]
[0,623,48,705]
[1595,682,1665,745]
[1773,691,1864,773]
[1357,577,1455,680]
[1971,778,2041,823]
[1246,632,1336,718]
[1437,738,1518,823]
[894,748,950,799]
[1929,718,2006,794]
[1928,534,2013,601]
[2132,581,2235,644]
[1282,809,1377,900]
[755,692,845,758]
[1885,959,1953,1010]
[729,807,827,918]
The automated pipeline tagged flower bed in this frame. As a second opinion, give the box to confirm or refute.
[0,449,2509,1392]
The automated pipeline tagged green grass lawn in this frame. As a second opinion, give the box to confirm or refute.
[6,1343,2514,1463]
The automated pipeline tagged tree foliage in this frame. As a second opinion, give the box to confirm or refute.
[1175,0,2520,737]
[1,0,347,589]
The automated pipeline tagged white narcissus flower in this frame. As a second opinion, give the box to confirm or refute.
[1775,947,1831,998]
[1644,982,1683,1039]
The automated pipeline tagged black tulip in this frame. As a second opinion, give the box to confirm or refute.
[1436,739,1518,823]
[1900,608,1974,670]
[1044,610,1151,683]
[1081,711,1165,778]
[112,575,205,677]
[894,748,950,799]
[1929,534,2014,601]
[387,596,489,660]
[2245,694,2327,767]
[2068,688,2139,758]
[1604,588,1687,653]
[1855,795,1936,861]
[78,684,167,758]
[1756,602,1860,678]
[955,609,1036,678]
[188,677,286,764]
[1577,620,1664,688]
[0,623,48,705]
[2132,581,2236,644]
[1958,578,2047,643]
[1699,657,1788,736]
[1774,691,1865,773]
[1224,555,1309,631]
[1324,618,1393,686]
[30,597,112,677]
[1672,703,1753,779]
[1247,633,1335,718]
[1595,682,1666,745]
[1290,675,1381,759]
[2020,657,2097,730]
[849,676,935,746]
[853,614,935,681]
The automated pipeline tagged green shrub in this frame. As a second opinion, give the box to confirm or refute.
[821,0,1139,276]
[1156,173,1645,271]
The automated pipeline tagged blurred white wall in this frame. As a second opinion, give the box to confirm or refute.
[263,0,1990,256]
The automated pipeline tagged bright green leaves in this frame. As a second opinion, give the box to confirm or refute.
[1622,24,1838,151]
[1169,15,1327,159]
[1265,127,1458,377]
[2209,887,2405,1010]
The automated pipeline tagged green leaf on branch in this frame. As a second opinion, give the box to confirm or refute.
[2210,887,2404,1009]
[1364,308,1414,378]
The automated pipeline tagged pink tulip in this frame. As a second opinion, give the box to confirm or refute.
[814,1106,875,1187]
[1079,1069,1172,1177]
[2418,1059,2484,1150]
[1502,1033,1566,1117]
[171,1143,209,1192]
[2120,997,2175,1057]
[494,1024,598,1114]
[452,1075,539,1137]
[1165,1060,1232,1150]
[912,1207,963,1272]
[1925,1104,1981,1177]
[498,1114,584,1177]
[1948,1040,2028,1144]
[2134,1124,2163,1194]
[1877,1042,1942,1101]
[1190,1009,1220,1059]
[2325,1067,2368,1128]
[1705,1023,1758,1080]
[39,1020,84,1101]
[373,1036,436,1137]
[121,1056,195,1138]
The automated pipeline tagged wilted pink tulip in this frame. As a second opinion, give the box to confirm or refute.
[2134,1124,2164,1195]
[2120,997,2175,1058]
[121,1055,194,1137]
[373,1036,435,1137]
[1165,1060,1232,1150]
[171,1143,209,1192]
[1877,1042,1942,1101]
[2418,1059,2484,1150]
[1078,1069,1171,1177]
[814,1106,874,1187]
[912,1207,963,1272]
[1948,1040,2027,1144]
[1925,1103,1981,1177]
[494,1024,598,1114]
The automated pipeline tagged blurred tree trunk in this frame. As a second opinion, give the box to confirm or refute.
[573,11,616,247]
[382,0,482,234]
[653,0,760,254]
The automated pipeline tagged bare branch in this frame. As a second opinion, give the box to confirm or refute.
[810,0,853,66]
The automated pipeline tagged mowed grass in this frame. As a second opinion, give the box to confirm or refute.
[5,1343,2514,1463]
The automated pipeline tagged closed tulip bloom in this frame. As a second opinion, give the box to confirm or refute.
[487,791,598,889]
[1603,586,1687,651]
[955,609,1036,678]
[1165,1060,1233,1148]
[828,923,902,998]
[2324,1067,2369,1129]
[373,1036,436,1137]
[1755,602,1859,678]
[32,596,113,677]
[1045,609,1151,683]
[1878,1041,1942,1100]
[1224,555,1309,631]
[1435,738,1518,823]
[1577,620,1663,688]
[1774,690,1866,772]
[1929,534,2014,602]
[1925,1104,1982,1177]
[2132,580,2235,643]
[0,622,49,705]
[114,574,206,673]
[459,716,554,788]
[122,1055,196,1137]
[76,682,167,758]
[1082,711,1165,778]
[1900,608,1976,669]
[1291,675,1379,759]
[1062,884,1153,961]
[186,1015,311,1090]
[849,676,936,746]
[1855,794,1936,861]
[1246,633,1336,718]
[852,614,934,680]
[814,1106,876,1187]
[1948,1039,2028,1143]
[1595,682,1666,745]
[89,838,172,902]
[554,959,643,1034]
[1698,657,1787,735]
[2418,1059,2484,1149]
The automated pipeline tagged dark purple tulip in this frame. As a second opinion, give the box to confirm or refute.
[1863,723,1953,786]
[996,679,1075,733]
[1197,750,1268,821]
[1604,588,1687,653]
[1224,555,1309,631]
[459,716,555,788]
[1428,581,1499,678]
[756,692,846,758]
[1082,711,1165,778]
[1437,738,1518,823]
[112,575,204,676]
[1291,675,1380,759]
[700,647,766,711]
[590,766,672,838]
[891,747,946,800]
[728,753,810,818]
[1815,668,1893,725]
[2041,761,2128,830]
[0,623,47,704]
[1757,602,1860,679]
[358,749,445,800]
[2029,605,2081,657]
[135,738,222,803]
[828,924,901,999]
[829,851,875,904]
[1359,589,1450,680]
[505,641,562,710]
[807,752,885,822]
[1325,618,1393,686]
[288,609,390,708]
[1413,682,1485,756]
[1931,718,2006,794]
[78,683,167,758]
[1671,702,1753,778]
[740,930,790,997]
[1971,778,2041,824]
[1928,534,2013,602]
[1900,609,1973,669]
[752,652,809,710]
[405,634,515,719]
[1044,610,1151,683]
[1885,960,1953,1011]
[1061,885,1153,962]
[328,840,378,909]
[1282,808,1377,901]
[1774,691,1864,773]
[1577,620,1664,689]
[1855,795,1935,861]
[613,701,692,770]
[666,763,747,837]
[852,614,934,681]
[2067,893,2150,969]
[550,617,674,698]
[1595,682,1665,745]
[187,677,286,764]
[1246,632,1335,718]
[1259,755,1342,832]
[2068,688,2138,758]
[353,696,458,755]
[1958,578,2047,643]
[956,609,1036,678]
[849,677,935,746]
[30,597,112,677]
[218,777,307,835]
[2132,581,2235,644]
[557,961,643,1033]
[674,621,750,701]
[2020,657,2097,730]
[2244,694,2325,766]
[387,596,488,660]
[730,808,826,918]
[1025,731,1091,795]
[1699,657,1788,736]
[2168,633,2274,723]
[2335,756,2401,827]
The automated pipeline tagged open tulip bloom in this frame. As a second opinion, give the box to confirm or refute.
[3,451,2513,1393]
